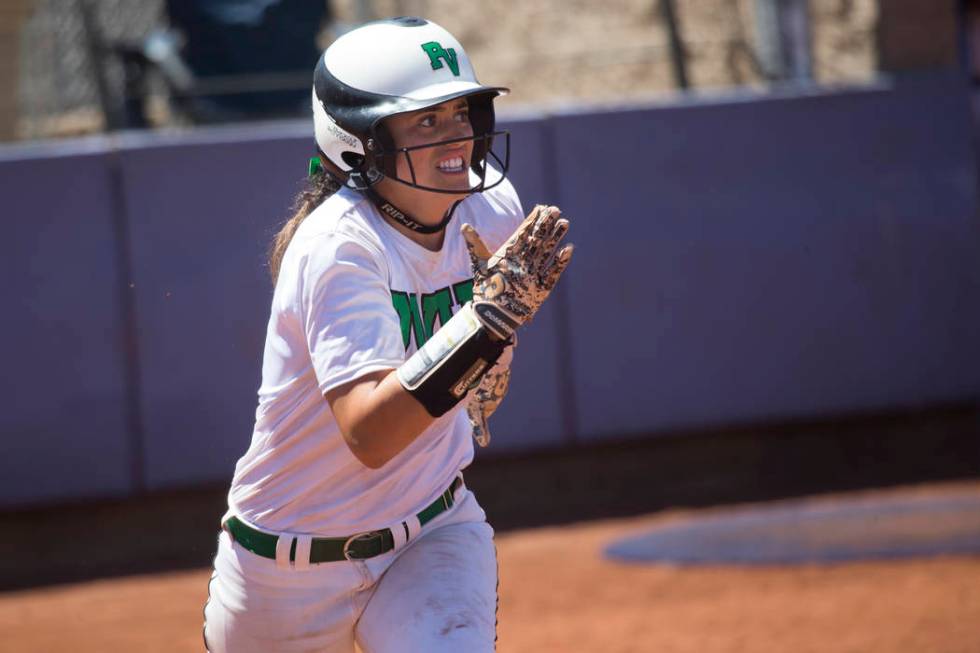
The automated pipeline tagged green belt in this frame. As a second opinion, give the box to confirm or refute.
[224,476,463,564]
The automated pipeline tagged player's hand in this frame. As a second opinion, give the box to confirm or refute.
[466,340,513,447]
[461,205,573,341]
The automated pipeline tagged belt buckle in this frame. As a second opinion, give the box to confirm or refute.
[342,531,383,561]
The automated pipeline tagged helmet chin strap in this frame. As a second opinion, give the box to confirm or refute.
[364,187,462,235]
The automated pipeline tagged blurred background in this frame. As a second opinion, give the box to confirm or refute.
[1,1,979,651]
[5,0,883,140]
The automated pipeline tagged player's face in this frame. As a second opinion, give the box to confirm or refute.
[383,98,475,195]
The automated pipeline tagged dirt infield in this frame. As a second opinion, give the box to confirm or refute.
[1,481,978,653]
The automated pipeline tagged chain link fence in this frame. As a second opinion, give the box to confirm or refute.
[17,0,164,139]
[9,0,876,142]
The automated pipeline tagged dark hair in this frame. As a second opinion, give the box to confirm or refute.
[268,166,342,284]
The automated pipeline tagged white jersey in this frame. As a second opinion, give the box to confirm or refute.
[227,178,523,536]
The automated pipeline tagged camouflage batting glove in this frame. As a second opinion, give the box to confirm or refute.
[466,340,513,447]
[461,204,573,341]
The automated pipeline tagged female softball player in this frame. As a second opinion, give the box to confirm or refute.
[203,17,572,652]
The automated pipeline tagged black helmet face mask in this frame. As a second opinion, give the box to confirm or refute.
[370,104,511,195]
[376,131,511,194]
[311,17,511,197]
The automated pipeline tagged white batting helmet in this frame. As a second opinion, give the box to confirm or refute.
[312,17,510,193]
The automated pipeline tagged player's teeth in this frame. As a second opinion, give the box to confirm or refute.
[438,157,463,170]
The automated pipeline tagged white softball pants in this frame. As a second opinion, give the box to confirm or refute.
[203,489,498,652]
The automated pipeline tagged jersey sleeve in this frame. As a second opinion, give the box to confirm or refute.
[475,176,526,251]
[489,176,525,233]
[300,230,405,396]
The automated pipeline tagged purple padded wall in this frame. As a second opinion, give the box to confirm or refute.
[478,116,571,452]
[116,124,311,489]
[3,72,979,503]
[0,142,133,505]
[553,76,980,441]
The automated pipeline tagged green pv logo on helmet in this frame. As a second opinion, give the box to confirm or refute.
[421,41,460,76]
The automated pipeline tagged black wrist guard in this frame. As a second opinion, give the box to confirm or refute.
[396,303,509,417]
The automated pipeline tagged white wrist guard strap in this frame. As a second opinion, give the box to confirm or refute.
[397,303,509,417]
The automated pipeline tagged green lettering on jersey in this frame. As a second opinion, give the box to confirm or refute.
[421,287,454,341]
[391,279,474,350]
[451,279,474,306]
[391,290,426,350]
[420,41,460,76]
